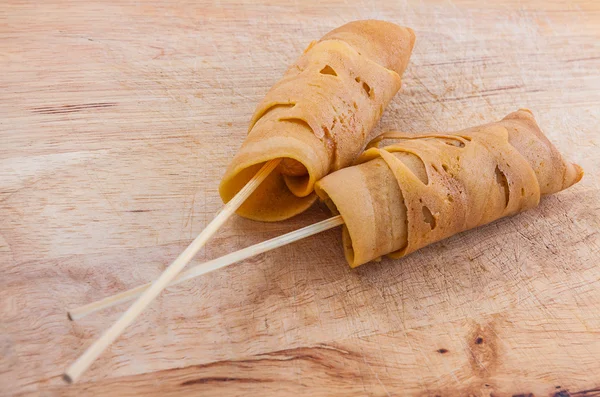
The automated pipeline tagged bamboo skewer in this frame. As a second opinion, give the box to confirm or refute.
[63,159,280,384]
[68,215,344,321]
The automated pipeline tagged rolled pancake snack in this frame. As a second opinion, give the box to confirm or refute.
[315,109,584,267]
[219,20,416,221]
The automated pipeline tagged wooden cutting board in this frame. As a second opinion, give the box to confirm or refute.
[1,0,599,396]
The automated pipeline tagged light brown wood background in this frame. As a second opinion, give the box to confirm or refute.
[1,0,599,396]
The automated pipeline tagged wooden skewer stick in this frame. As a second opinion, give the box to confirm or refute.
[68,215,344,320]
[63,159,281,384]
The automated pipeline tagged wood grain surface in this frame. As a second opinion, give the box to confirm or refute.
[1,0,599,396]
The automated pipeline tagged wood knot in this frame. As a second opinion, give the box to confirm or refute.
[467,320,500,377]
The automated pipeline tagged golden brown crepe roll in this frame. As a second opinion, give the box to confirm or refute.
[315,109,584,267]
[219,20,416,221]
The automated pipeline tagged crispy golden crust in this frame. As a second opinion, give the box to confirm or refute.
[219,20,415,221]
[315,110,584,267]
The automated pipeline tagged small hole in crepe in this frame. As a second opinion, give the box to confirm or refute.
[442,164,449,172]
[443,139,465,148]
[280,117,312,131]
[521,187,525,196]
[263,103,295,115]
[422,206,436,230]
[394,152,429,185]
[320,65,337,76]
[253,103,295,126]
[447,195,454,202]
[355,77,372,97]
[495,166,510,208]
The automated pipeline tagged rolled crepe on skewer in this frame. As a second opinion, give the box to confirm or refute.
[315,109,584,267]
[219,20,416,221]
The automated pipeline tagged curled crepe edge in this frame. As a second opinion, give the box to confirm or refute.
[321,20,416,77]
[314,180,359,267]
[219,134,329,222]
[501,109,584,190]
[315,164,383,268]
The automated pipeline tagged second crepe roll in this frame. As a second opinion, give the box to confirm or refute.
[316,110,583,267]
[219,20,416,221]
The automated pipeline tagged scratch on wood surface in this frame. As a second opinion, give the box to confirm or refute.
[180,376,273,386]
[30,102,117,114]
